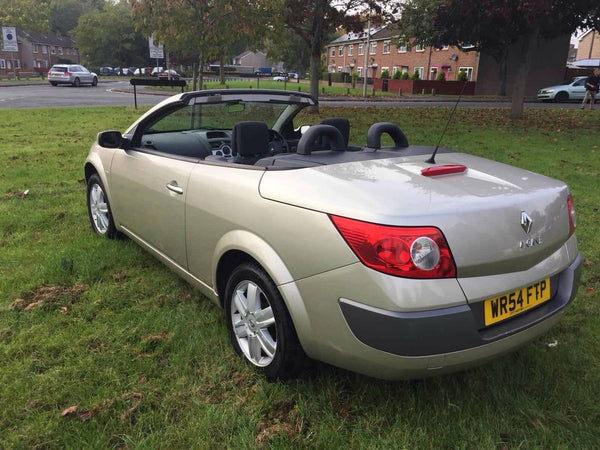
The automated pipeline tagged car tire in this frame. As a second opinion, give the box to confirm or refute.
[73,77,80,87]
[50,82,57,86]
[92,77,98,87]
[86,173,117,239]
[555,91,568,102]
[224,262,306,381]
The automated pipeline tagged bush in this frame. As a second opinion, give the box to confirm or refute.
[456,70,468,82]
[380,69,390,79]
[436,71,446,81]
[392,69,401,80]
[410,71,420,80]
[400,71,409,80]
[321,71,351,83]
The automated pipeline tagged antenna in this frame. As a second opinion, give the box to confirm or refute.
[426,80,469,164]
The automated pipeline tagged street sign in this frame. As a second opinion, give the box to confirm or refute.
[149,33,164,59]
[2,27,18,52]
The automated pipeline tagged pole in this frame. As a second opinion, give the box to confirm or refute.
[362,13,371,98]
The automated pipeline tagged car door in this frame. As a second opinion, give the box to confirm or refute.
[570,78,586,99]
[109,106,199,269]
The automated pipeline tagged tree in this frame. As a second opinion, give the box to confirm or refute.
[0,0,51,32]
[131,0,270,88]
[264,28,311,77]
[399,0,600,118]
[74,1,148,68]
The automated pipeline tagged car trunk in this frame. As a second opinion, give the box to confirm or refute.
[259,151,572,278]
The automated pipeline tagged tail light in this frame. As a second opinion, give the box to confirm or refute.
[330,215,456,279]
[567,194,576,235]
[65,72,71,76]
[47,71,51,75]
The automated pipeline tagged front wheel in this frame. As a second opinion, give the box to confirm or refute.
[50,82,57,86]
[554,91,568,102]
[86,173,117,238]
[225,262,306,380]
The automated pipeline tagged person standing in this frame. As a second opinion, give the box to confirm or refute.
[581,68,600,110]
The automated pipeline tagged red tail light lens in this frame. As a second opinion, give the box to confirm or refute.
[567,194,576,235]
[330,215,456,279]
[65,72,71,76]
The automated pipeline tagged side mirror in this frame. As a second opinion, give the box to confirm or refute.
[97,130,124,148]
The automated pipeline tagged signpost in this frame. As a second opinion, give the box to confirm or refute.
[2,27,18,78]
[149,33,164,75]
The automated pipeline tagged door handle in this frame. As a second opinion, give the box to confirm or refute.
[166,182,183,194]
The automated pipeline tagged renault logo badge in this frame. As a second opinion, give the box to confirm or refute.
[521,211,533,234]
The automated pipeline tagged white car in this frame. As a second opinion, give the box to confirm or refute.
[537,76,589,102]
[272,75,288,81]
[48,64,98,87]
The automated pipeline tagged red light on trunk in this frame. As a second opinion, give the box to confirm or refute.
[65,72,71,76]
[330,215,456,279]
[421,165,467,177]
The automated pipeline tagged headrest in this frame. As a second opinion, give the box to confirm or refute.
[231,121,270,156]
[297,125,346,155]
[321,117,350,146]
[366,122,409,149]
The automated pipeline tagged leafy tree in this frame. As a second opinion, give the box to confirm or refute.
[400,70,409,80]
[392,68,401,79]
[456,69,468,82]
[410,70,420,80]
[399,0,600,118]
[74,1,148,69]
[0,0,51,32]
[131,0,269,88]
[435,70,445,81]
[264,27,311,77]
[380,68,390,79]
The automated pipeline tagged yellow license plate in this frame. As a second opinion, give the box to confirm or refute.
[484,278,550,326]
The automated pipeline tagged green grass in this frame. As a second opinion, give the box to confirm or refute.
[1,106,599,448]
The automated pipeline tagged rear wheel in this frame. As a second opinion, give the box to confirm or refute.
[92,77,98,87]
[224,262,306,381]
[555,91,569,102]
[50,82,57,86]
[73,77,80,87]
[86,173,116,238]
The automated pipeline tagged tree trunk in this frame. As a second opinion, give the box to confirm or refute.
[308,52,320,113]
[198,54,204,89]
[306,0,327,114]
[219,59,225,85]
[497,52,508,96]
[192,62,198,91]
[510,28,538,119]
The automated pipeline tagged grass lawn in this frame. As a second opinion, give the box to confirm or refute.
[1,106,599,448]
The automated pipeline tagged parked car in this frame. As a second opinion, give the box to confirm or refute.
[85,89,581,381]
[48,64,98,87]
[150,66,164,76]
[122,67,137,76]
[133,67,151,76]
[272,75,288,81]
[537,76,592,102]
[157,69,180,80]
[98,66,117,76]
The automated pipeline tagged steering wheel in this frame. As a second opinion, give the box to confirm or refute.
[268,129,289,154]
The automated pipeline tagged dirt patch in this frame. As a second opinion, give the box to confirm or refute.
[255,398,306,448]
[11,283,88,311]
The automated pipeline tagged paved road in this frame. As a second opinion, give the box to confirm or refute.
[0,80,586,110]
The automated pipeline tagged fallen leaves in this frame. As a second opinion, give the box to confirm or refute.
[122,392,143,424]
[3,189,29,199]
[255,399,305,448]
[61,399,114,422]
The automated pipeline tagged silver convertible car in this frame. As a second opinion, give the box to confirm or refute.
[84,90,581,380]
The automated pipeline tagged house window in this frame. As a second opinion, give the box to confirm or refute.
[398,43,407,53]
[58,47,63,55]
[42,45,47,54]
[357,66,363,77]
[51,46,56,54]
[430,67,438,80]
[0,59,5,69]
[381,66,389,74]
[415,43,425,52]
[358,43,364,55]
[369,42,377,54]
[383,40,391,54]
[338,46,344,56]
[348,44,353,56]
[330,47,335,57]
[462,42,475,49]
[458,67,473,80]
[33,44,39,53]
[414,67,424,78]
[72,49,77,55]
[392,66,399,76]
[329,64,336,73]
[338,66,343,72]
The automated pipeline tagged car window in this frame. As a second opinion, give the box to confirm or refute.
[51,66,68,72]
[572,79,585,86]
[145,105,199,133]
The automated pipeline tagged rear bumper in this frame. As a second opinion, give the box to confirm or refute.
[340,253,581,357]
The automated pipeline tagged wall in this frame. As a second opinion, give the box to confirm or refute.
[577,31,600,60]
[475,34,570,96]
[374,79,476,95]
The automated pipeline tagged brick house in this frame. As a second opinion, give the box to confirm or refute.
[325,25,480,81]
[0,27,79,75]
[577,30,600,61]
